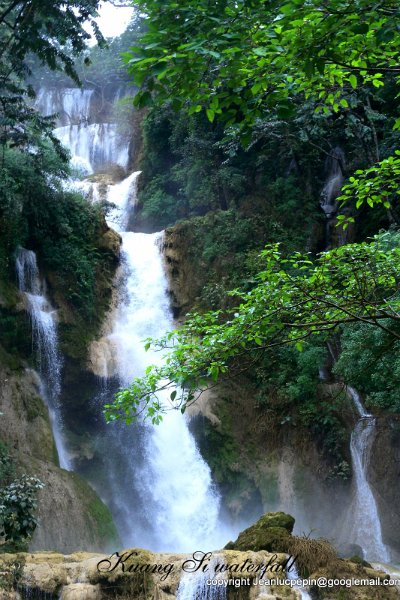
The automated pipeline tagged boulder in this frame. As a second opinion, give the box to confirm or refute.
[225,512,294,552]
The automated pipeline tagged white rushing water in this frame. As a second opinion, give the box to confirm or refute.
[177,557,227,600]
[54,123,129,175]
[286,564,312,600]
[36,88,93,125]
[346,387,390,562]
[88,172,227,551]
[320,147,345,219]
[16,248,71,470]
[36,87,129,174]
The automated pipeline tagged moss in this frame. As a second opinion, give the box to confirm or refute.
[229,525,291,553]
[226,511,295,552]
[0,279,20,307]
[68,472,119,549]
[23,394,48,422]
[0,307,31,365]
[0,344,22,371]
[256,512,295,532]
[349,555,372,568]
[87,496,119,546]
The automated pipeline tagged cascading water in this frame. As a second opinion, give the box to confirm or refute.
[36,87,231,550]
[54,123,129,175]
[87,173,228,551]
[35,87,129,174]
[320,147,345,219]
[36,88,93,126]
[286,564,312,600]
[15,248,71,470]
[320,147,348,248]
[177,557,227,600]
[345,386,390,562]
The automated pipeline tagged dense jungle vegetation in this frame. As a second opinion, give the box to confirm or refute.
[1,0,400,544]
[0,0,114,550]
[107,0,400,467]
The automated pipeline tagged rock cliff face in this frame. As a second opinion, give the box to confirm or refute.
[162,224,204,318]
[368,416,400,556]
[0,217,121,553]
[0,363,118,553]
[161,227,349,540]
[188,379,351,548]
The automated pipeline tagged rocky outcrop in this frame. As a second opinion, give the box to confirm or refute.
[0,366,56,464]
[0,548,297,599]
[0,538,397,600]
[190,379,351,547]
[368,416,400,559]
[162,225,203,319]
[0,363,118,553]
[225,512,294,552]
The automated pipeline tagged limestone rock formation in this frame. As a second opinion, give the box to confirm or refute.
[0,364,117,553]
[225,512,294,552]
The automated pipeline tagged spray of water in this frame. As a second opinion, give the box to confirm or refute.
[16,248,71,470]
[345,387,390,562]
[87,173,231,551]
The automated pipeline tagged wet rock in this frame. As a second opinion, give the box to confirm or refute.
[97,227,122,260]
[225,512,294,552]
[60,583,102,599]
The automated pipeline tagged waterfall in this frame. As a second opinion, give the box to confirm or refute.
[346,386,390,562]
[35,87,129,174]
[286,564,312,600]
[36,88,93,125]
[35,84,233,552]
[54,123,129,175]
[16,248,71,470]
[320,147,345,219]
[177,558,227,600]
[86,173,228,551]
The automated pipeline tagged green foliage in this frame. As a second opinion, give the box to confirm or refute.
[106,232,400,423]
[0,140,106,317]
[254,341,349,463]
[0,0,105,154]
[137,100,328,234]
[0,444,44,549]
[128,0,400,239]
[30,12,144,91]
[0,475,44,545]
[338,151,400,227]
[29,189,105,316]
[140,178,178,226]
[126,0,400,131]
[334,322,400,412]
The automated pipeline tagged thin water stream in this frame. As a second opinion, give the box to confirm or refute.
[16,248,71,470]
[345,387,390,562]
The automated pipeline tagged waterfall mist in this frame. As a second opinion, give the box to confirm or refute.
[88,175,229,551]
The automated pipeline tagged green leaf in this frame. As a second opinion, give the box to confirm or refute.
[206,108,215,122]
[349,74,357,89]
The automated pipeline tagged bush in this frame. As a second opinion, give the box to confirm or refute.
[0,444,44,550]
[0,475,44,546]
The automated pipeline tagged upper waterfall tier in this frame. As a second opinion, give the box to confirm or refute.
[36,88,94,126]
[35,86,132,174]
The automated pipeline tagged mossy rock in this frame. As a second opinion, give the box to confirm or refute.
[225,511,294,552]
[349,555,372,568]
[254,512,295,532]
